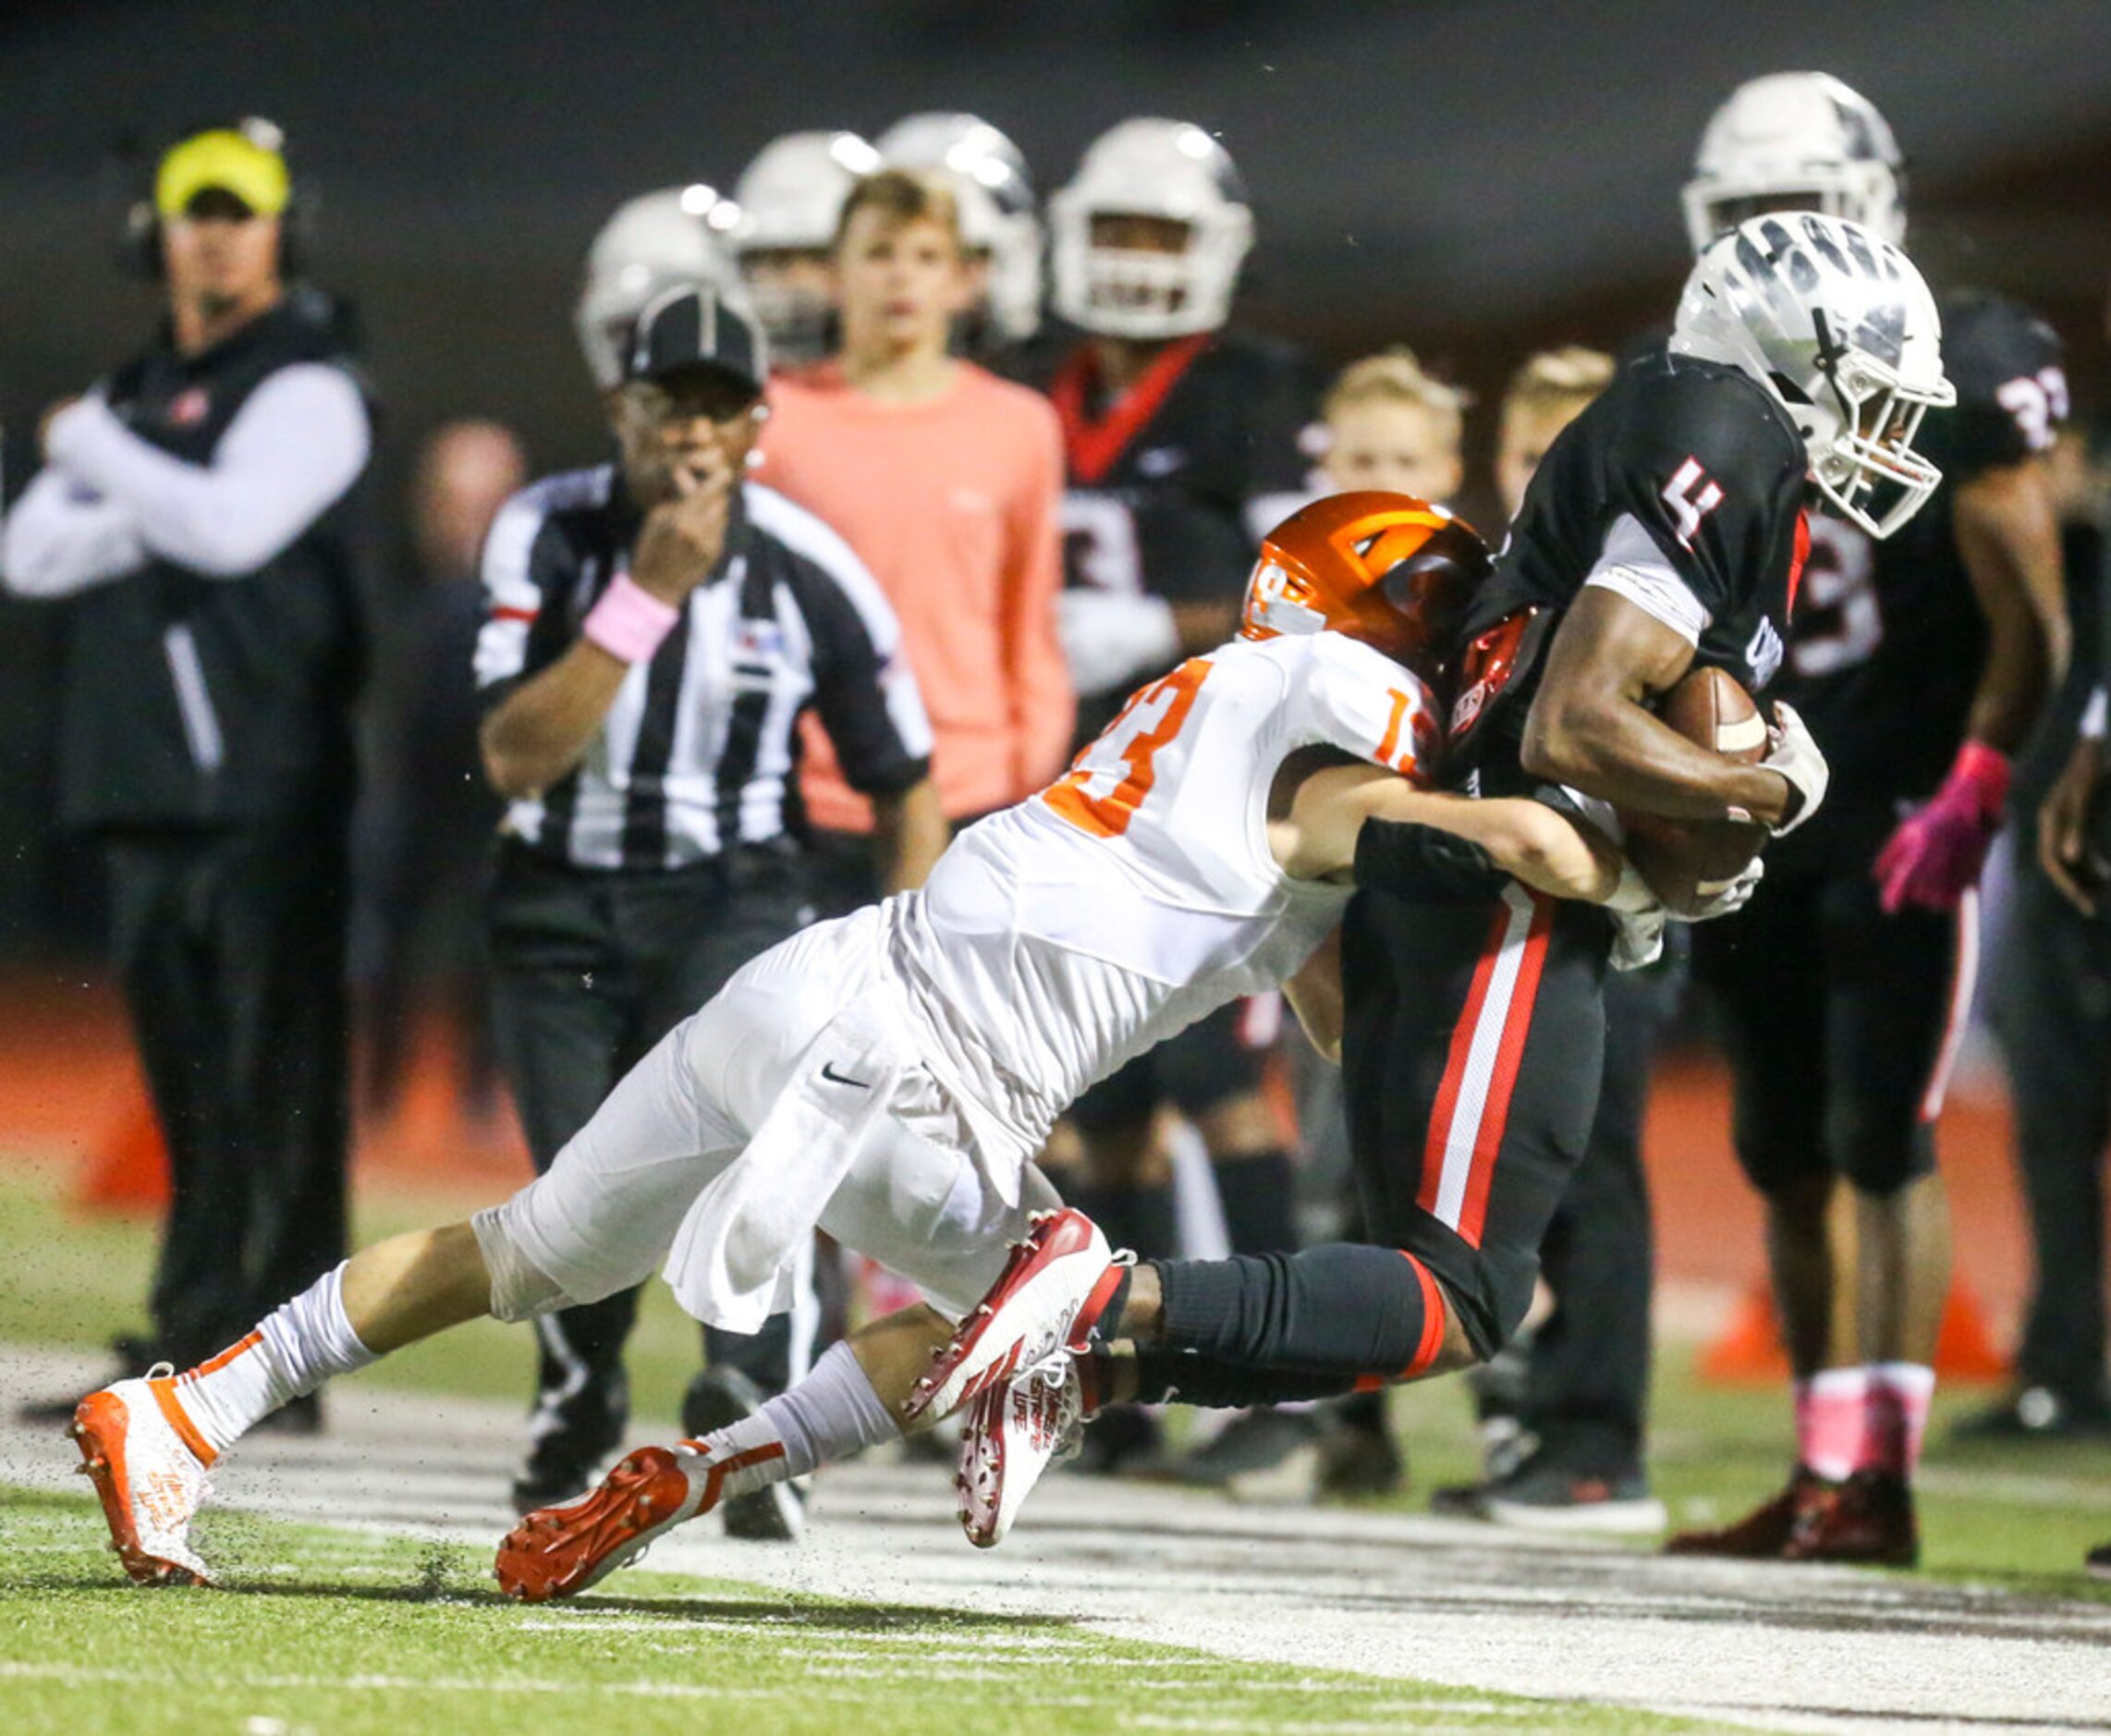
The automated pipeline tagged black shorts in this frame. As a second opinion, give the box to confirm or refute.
[1340,874,1610,1357]
[1067,996,1277,1135]
[1690,865,1970,1196]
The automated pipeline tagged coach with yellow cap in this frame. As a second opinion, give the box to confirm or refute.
[2,119,374,1425]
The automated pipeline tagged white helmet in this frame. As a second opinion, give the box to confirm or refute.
[876,111,1042,344]
[1682,72,1905,255]
[575,186,744,390]
[731,129,881,364]
[1049,119,1253,339]
[1672,214,1953,540]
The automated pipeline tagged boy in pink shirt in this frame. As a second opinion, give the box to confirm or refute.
[754,168,1070,906]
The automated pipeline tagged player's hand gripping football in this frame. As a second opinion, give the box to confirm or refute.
[1759,702,1828,837]
[1873,741,2009,915]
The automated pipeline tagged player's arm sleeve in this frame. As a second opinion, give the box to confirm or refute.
[1605,368,1803,629]
[0,463,149,597]
[473,488,570,713]
[1943,299,2066,479]
[1003,401,1077,791]
[798,542,934,799]
[43,364,371,578]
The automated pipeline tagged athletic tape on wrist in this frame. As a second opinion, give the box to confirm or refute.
[583,572,680,663]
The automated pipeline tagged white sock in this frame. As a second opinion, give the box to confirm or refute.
[174,1263,377,1455]
[686,1341,900,1498]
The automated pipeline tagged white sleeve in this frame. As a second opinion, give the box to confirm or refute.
[1581,512,1712,646]
[0,465,149,597]
[43,364,371,579]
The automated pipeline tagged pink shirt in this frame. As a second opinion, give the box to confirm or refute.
[754,361,1072,832]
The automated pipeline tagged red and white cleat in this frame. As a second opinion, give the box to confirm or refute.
[494,1437,783,1602]
[904,1208,1127,1425]
[957,1351,1088,1548]
[71,1368,215,1587]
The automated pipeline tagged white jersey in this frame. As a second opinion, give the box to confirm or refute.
[886,630,1441,1178]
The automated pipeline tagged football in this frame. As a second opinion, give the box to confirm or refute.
[1619,666,1772,917]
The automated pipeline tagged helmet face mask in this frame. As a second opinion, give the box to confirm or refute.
[1672,212,1954,541]
[1051,120,1254,339]
[1682,71,1906,253]
[731,130,881,364]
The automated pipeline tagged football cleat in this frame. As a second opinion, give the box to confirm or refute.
[1664,1465,1834,1559]
[957,1351,1088,1547]
[495,1437,781,1602]
[903,1209,1127,1425]
[1782,1467,1918,1567]
[71,1367,215,1587]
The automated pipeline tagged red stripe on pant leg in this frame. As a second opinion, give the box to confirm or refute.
[1417,900,1516,1216]
[1456,894,1554,1248]
[1397,1251,1447,1378]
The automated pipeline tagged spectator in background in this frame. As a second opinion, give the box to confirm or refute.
[1,119,372,1426]
[1963,425,2111,1441]
[1494,348,1617,524]
[1312,348,1466,505]
[753,168,1069,915]
[359,420,527,1119]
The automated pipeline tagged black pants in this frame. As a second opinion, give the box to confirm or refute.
[104,820,352,1366]
[487,843,813,1443]
[1516,960,1677,1473]
[1142,881,1609,1405]
[1990,846,2111,1401]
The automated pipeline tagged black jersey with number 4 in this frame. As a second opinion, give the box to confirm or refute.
[1447,350,1808,793]
[1770,291,2065,873]
[1026,328,1320,735]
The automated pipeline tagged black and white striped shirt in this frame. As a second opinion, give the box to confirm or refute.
[475,467,933,871]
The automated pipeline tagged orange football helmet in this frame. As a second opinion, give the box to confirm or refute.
[1240,492,1490,689]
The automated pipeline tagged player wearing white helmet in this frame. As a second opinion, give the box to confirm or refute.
[1668,81,2072,1569]
[575,186,744,392]
[731,130,881,366]
[876,111,1042,353]
[1021,117,1324,1476]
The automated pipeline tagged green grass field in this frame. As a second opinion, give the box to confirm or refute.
[4,1159,2107,1732]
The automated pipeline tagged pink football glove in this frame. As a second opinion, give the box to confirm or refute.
[1873,741,2010,914]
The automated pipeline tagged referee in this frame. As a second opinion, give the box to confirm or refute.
[476,281,944,1528]
[3,119,372,1424]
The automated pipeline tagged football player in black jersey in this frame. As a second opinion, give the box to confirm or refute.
[1667,74,2068,1566]
[940,220,1953,1546]
[1014,118,1324,1471]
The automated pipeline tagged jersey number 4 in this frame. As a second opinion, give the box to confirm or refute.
[1660,458,1725,551]
[1044,659,1211,837]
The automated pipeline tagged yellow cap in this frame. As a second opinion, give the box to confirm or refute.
[153,128,291,220]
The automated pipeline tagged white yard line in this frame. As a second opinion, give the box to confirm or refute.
[6,1345,2108,1736]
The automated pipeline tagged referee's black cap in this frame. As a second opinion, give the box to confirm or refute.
[624,283,768,397]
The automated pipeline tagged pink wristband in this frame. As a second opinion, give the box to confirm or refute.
[1948,740,2012,822]
[582,572,680,663]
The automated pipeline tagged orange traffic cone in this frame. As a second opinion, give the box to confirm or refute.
[75,1090,170,1216]
[1699,1278,2007,1384]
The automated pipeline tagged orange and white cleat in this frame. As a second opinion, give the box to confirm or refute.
[70,1367,215,1587]
[904,1209,1126,1425]
[494,1437,783,1603]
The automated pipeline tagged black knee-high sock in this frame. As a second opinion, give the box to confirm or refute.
[1153,1243,1446,1378]
[1213,1150,1299,1254]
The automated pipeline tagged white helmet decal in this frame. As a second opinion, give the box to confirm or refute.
[1672,213,1953,540]
[1049,119,1253,339]
[1683,71,1905,254]
[575,187,745,391]
[877,112,1043,344]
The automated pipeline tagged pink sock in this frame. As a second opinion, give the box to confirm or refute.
[1794,1367,1867,1481]
[1862,1363,1934,1479]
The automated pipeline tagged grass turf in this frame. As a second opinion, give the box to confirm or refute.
[5,1159,2106,1595]
[0,1485,1715,1734]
